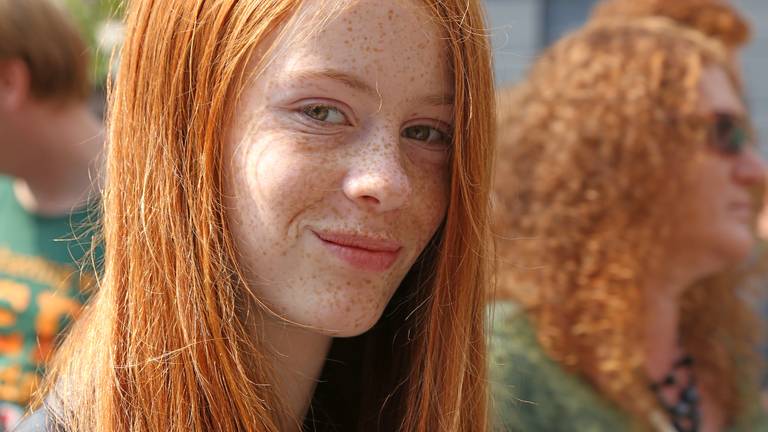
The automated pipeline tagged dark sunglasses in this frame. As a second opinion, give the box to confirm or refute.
[709,112,753,155]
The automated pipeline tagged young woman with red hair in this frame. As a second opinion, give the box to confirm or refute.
[17,1,496,431]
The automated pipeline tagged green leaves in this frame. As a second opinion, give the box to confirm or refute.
[62,0,125,86]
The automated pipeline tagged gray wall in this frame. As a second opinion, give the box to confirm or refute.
[733,0,768,146]
[486,0,768,145]
[486,0,542,84]
[541,0,597,45]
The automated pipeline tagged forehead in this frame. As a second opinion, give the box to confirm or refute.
[264,0,452,96]
[698,65,745,116]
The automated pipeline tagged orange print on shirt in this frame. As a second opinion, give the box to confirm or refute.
[35,291,80,337]
[0,334,23,356]
[0,280,32,327]
[0,366,38,404]
[0,280,31,309]
[0,310,15,327]
[32,291,81,363]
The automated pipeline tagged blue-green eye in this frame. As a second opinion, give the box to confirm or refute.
[302,104,348,125]
[402,125,450,144]
[711,113,750,155]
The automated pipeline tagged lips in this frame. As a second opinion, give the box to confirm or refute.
[729,202,754,221]
[313,231,402,272]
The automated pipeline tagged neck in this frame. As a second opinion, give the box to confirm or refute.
[261,313,332,431]
[642,263,705,381]
[10,103,104,215]
[643,286,682,381]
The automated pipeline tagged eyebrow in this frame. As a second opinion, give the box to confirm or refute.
[290,69,377,97]
[288,68,454,106]
[420,93,454,107]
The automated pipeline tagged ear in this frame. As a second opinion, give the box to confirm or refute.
[0,59,31,111]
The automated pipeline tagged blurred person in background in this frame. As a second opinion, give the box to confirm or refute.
[490,16,767,432]
[596,0,768,412]
[0,0,103,428]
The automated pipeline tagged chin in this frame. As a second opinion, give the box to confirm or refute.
[305,300,389,338]
[259,272,405,338]
[298,275,402,337]
[718,229,756,264]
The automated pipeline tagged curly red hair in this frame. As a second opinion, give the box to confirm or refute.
[494,18,761,427]
[591,0,751,49]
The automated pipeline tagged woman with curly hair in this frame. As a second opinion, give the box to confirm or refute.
[490,17,767,432]
[15,0,496,431]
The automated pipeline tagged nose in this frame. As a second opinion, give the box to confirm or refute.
[342,138,412,213]
[734,148,766,186]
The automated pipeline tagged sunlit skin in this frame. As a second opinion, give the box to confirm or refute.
[222,0,453,428]
[644,65,765,432]
[758,200,768,239]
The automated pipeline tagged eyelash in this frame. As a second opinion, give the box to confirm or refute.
[401,124,452,147]
[300,103,350,126]
[296,102,452,146]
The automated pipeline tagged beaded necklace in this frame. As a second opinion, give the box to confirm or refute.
[649,355,700,432]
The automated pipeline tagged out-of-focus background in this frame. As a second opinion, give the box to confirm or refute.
[62,0,766,140]
[60,0,123,83]
[59,0,124,116]
[485,0,768,147]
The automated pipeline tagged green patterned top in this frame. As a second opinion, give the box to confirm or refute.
[488,301,768,432]
[0,176,99,428]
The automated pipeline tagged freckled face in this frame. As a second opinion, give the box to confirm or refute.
[224,0,453,336]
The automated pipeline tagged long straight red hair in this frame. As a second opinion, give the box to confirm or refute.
[35,1,496,431]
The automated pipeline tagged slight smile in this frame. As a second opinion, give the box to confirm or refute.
[313,231,402,272]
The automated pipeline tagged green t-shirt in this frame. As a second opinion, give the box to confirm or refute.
[489,301,768,432]
[0,176,98,413]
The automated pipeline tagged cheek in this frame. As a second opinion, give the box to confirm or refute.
[409,164,450,239]
[235,132,339,230]
[679,156,730,214]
